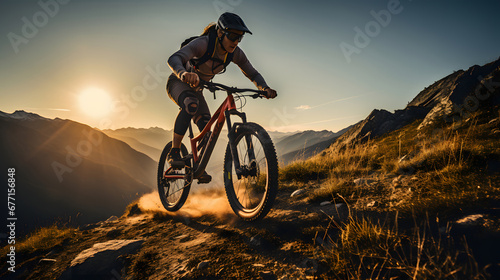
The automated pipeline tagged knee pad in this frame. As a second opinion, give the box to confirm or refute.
[183,96,199,115]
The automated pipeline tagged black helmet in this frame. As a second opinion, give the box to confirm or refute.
[216,12,252,34]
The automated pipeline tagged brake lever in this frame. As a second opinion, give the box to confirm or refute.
[251,93,267,99]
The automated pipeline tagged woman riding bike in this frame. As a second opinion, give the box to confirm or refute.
[166,12,277,183]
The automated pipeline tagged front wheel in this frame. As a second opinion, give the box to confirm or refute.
[224,123,278,221]
[157,142,192,211]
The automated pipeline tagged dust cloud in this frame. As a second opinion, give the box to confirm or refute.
[138,188,234,221]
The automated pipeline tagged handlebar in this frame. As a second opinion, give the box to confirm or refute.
[199,80,267,99]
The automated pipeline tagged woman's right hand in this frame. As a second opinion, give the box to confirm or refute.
[181,72,200,87]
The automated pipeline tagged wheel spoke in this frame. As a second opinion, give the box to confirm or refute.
[231,133,267,210]
[224,124,277,221]
[157,143,191,211]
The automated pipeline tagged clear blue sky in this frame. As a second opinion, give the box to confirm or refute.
[1,0,499,132]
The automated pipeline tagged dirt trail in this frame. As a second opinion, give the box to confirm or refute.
[18,185,338,279]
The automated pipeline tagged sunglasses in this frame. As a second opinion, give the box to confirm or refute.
[224,31,244,42]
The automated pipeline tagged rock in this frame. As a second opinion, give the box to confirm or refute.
[299,258,318,275]
[290,189,306,197]
[105,216,119,223]
[353,178,376,186]
[335,203,346,209]
[366,201,378,207]
[59,239,144,280]
[250,235,262,246]
[319,203,348,221]
[197,260,210,270]
[455,214,485,227]
[337,106,430,146]
[259,270,276,280]
[320,201,331,206]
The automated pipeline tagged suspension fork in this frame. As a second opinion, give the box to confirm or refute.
[226,109,256,179]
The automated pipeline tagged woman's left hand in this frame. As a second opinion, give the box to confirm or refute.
[265,88,277,99]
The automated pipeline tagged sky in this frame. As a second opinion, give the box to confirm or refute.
[1,0,499,133]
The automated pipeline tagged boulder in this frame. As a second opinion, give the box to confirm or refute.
[59,239,144,280]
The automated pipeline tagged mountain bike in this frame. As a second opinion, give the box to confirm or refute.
[157,80,279,221]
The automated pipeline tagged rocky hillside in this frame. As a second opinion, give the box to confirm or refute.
[0,111,156,234]
[336,58,500,146]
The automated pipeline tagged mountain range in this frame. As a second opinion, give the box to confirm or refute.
[0,112,156,234]
[104,127,344,168]
[0,111,343,234]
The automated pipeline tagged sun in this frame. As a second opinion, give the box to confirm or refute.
[79,87,113,118]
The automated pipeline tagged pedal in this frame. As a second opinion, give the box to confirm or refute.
[169,160,186,170]
[197,172,212,184]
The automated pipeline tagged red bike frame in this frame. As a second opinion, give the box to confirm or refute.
[191,93,237,163]
[163,93,238,181]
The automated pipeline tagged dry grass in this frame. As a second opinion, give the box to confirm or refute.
[0,225,80,258]
[321,213,489,279]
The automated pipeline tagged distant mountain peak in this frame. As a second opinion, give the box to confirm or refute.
[0,110,48,121]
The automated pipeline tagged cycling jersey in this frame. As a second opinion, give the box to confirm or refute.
[167,36,269,90]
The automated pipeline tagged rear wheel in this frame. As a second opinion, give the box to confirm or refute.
[157,142,192,211]
[224,123,278,221]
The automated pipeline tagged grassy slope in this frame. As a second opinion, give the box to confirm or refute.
[279,106,500,278]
